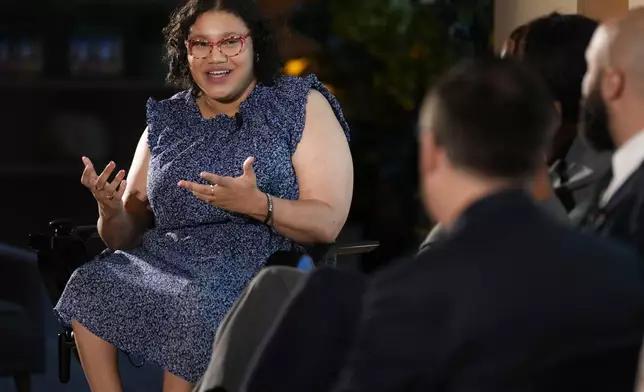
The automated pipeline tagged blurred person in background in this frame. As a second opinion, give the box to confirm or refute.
[502,13,610,215]
[578,7,644,259]
[53,0,353,390]
[419,13,600,250]
[333,57,644,392]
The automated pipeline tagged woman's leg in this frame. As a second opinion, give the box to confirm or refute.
[72,319,122,392]
[163,371,192,392]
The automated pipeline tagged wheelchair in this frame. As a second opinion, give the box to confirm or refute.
[29,218,378,384]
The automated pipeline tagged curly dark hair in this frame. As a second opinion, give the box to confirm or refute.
[506,13,598,126]
[502,23,530,57]
[162,0,283,94]
[502,13,598,163]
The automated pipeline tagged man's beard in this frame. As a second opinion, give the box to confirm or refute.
[579,86,616,152]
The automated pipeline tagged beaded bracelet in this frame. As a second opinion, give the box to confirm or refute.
[263,193,273,225]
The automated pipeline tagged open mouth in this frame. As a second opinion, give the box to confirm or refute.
[206,70,231,78]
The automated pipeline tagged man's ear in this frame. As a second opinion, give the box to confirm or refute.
[602,67,625,102]
[419,130,440,176]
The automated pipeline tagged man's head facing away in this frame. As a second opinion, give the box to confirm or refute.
[418,57,560,225]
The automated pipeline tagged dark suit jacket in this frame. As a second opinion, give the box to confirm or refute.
[582,162,644,259]
[419,194,569,253]
[241,267,367,392]
[334,189,644,392]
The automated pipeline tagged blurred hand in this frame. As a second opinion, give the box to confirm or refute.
[178,156,264,216]
[80,156,127,219]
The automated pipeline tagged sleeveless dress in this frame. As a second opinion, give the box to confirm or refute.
[53,74,350,383]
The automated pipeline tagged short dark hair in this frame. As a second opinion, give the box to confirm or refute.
[425,57,559,180]
[163,0,283,94]
[511,13,598,124]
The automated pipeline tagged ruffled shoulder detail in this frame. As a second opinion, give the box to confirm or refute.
[253,74,351,155]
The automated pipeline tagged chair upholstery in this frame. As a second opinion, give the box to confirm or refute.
[194,266,309,392]
[0,243,45,392]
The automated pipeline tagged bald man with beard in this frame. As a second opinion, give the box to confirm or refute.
[585,10,644,391]
[579,7,644,259]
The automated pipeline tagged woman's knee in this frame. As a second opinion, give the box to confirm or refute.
[71,319,114,348]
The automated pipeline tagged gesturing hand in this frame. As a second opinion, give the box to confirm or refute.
[178,157,264,216]
[80,156,127,217]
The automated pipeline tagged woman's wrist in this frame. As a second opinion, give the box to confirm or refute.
[248,189,270,222]
[98,202,123,222]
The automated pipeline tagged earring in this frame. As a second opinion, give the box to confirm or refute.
[255,53,260,63]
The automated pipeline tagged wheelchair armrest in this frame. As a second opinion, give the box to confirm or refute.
[50,219,99,241]
[307,241,380,264]
[29,219,103,306]
[29,220,98,251]
[49,219,77,236]
[336,241,379,256]
[306,243,337,265]
[265,241,379,269]
[73,225,100,242]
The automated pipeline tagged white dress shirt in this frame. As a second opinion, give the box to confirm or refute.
[601,130,644,206]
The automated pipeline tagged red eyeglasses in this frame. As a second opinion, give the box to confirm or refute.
[186,33,252,59]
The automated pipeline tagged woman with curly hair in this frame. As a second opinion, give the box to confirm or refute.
[53,0,353,390]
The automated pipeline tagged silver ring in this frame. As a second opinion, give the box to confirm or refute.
[106,193,114,200]
[210,185,215,196]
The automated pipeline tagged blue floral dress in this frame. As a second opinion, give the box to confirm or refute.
[54,74,350,383]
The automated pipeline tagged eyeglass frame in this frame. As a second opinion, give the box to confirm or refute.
[185,33,252,59]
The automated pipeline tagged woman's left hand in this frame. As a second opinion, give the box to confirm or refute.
[178,156,264,215]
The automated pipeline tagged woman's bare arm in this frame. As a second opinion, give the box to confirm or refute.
[98,129,153,250]
[248,90,353,244]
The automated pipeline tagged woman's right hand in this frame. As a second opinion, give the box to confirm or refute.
[81,156,127,219]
